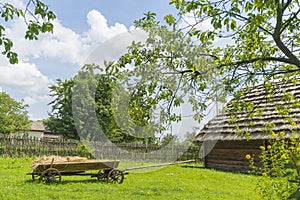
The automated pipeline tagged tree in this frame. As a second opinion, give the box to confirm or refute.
[0,1,55,64]
[0,92,30,134]
[47,78,77,139]
[106,12,219,135]
[169,0,300,91]
[48,64,158,143]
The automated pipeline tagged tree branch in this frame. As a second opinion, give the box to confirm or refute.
[280,8,300,34]
[227,11,273,35]
[219,56,296,67]
[282,0,293,11]
[273,1,300,69]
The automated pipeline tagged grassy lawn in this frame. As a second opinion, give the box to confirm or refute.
[0,157,263,200]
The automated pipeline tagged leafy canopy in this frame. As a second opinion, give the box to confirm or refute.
[0,0,55,64]
[0,92,30,134]
[106,12,218,130]
[48,64,158,143]
[170,0,300,90]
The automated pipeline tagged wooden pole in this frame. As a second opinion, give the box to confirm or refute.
[122,159,195,172]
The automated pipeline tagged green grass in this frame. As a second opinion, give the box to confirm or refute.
[0,158,263,200]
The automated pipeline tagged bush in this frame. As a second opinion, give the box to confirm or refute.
[246,130,300,199]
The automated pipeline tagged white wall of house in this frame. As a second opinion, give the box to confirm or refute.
[27,130,44,138]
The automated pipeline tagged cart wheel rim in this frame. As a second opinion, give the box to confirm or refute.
[39,168,62,184]
[97,170,105,181]
[107,169,124,184]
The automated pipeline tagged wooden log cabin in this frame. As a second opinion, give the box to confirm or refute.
[195,80,300,173]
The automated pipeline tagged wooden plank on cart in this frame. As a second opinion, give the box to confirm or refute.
[33,160,120,173]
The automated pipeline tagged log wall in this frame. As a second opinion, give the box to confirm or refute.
[204,140,264,173]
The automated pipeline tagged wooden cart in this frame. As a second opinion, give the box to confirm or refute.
[27,159,124,184]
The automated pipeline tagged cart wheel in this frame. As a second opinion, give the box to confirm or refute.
[39,168,61,184]
[97,170,106,181]
[107,169,124,184]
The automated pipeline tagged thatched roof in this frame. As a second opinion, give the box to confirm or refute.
[30,121,45,132]
[195,80,300,141]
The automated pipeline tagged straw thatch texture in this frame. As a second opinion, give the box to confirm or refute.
[196,81,300,141]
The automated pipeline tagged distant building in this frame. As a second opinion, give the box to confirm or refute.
[27,121,62,139]
[28,121,45,138]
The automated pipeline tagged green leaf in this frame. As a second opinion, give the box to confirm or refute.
[230,20,237,30]
[164,14,176,26]
[288,190,300,199]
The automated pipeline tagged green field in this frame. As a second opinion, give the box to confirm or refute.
[0,158,263,200]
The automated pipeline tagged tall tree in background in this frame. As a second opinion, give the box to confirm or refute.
[47,78,77,139]
[0,92,30,134]
[0,0,55,64]
[48,64,157,143]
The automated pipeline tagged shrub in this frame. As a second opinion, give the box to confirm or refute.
[247,130,300,199]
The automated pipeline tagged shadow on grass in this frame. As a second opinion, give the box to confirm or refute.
[24,177,127,185]
[180,164,204,169]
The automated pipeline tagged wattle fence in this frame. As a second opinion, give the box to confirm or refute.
[0,134,202,162]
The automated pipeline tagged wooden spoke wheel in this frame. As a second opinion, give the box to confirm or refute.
[107,169,124,184]
[96,170,106,181]
[39,168,61,184]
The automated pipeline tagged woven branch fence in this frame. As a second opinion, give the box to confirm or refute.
[0,135,202,162]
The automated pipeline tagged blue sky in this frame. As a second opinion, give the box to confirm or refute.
[0,0,177,120]
[45,0,176,31]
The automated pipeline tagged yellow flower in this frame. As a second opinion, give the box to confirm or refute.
[281,154,287,159]
[245,154,251,160]
[262,172,268,177]
[280,131,285,136]
[271,132,278,137]
[259,146,265,151]
[267,145,272,150]
[297,147,300,152]
[291,121,297,126]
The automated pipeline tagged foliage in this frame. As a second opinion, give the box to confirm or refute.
[106,12,219,136]
[48,64,157,143]
[108,0,300,131]
[0,0,55,64]
[169,0,300,91]
[247,131,300,199]
[0,157,262,200]
[47,78,77,139]
[0,92,30,134]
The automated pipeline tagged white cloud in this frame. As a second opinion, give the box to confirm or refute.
[24,94,51,106]
[1,5,147,119]
[82,10,128,44]
[85,28,147,66]
[0,61,53,93]
[5,9,135,66]
[3,0,26,9]
[24,94,52,120]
